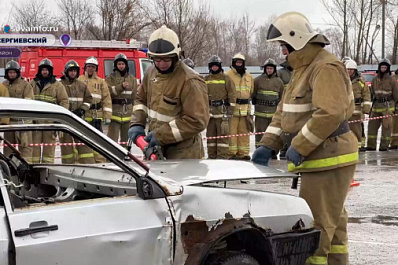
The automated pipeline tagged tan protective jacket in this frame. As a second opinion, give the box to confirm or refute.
[277,61,293,87]
[370,74,398,113]
[0,83,9,124]
[106,71,137,123]
[205,72,236,117]
[29,77,69,109]
[3,77,33,100]
[78,73,112,121]
[131,62,209,155]
[351,75,371,117]
[60,76,92,112]
[260,44,358,173]
[3,77,34,123]
[253,72,284,118]
[225,68,254,116]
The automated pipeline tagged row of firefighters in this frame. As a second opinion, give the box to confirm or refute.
[1,51,398,163]
[0,54,138,164]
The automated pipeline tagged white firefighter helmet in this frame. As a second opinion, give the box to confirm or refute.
[148,25,181,57]
[232,53,245,61]
[85,56,99,66]
[267,12,329,50]
[345,60,357,70]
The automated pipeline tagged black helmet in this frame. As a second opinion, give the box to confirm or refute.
[114,53,129,72]
[38,58,54,77]
[263,58,277,68]
[5,60,21,80]
[378,58,391,76]
[182,58,195,69]
[64,60,80,79]
[209,55,222,65]
[262,58,277,74]
[208,55,223,74]
[379,58,391,66]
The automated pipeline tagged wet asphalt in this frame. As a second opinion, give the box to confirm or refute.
[229,150,398,265]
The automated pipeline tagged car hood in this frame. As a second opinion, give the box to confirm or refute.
[141,159,296,186]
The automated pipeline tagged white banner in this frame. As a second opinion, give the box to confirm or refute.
[0,34,56,46]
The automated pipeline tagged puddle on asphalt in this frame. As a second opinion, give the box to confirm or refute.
[349,215,398,226]
[359,152,398,166]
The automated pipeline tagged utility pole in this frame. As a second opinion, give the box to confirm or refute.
[382,0,386,58]
[343,0,347,57]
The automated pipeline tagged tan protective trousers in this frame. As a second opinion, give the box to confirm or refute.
[255,116,272,148]
[4,131,33,163]
[229,116,250,158]
[60,134,95,164]
[206,118,230,159]
[301,165,355,265]
[108,121,130,147]
[349,115,361,149]
[367,111,392,149]
[32,131,56,163]
[391,115,398,147]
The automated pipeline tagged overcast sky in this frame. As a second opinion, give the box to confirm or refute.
[0,0,334,30]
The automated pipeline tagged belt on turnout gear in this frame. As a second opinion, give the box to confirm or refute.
[354,98,363,104]
[236,98,249,104]
[374,96,393,103]
[90,103,102,110]
[112,98,133,105]
[209,99,230,107]
[282,120,350,147]
[256,99,279,106]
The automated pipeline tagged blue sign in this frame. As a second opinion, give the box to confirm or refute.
[0,48,21,58]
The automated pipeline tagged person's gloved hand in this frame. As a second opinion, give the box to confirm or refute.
[286,146,304,167]
[128,125,145,144]
[72,108,85,117]
[103,119,111,125]
[144,131,160,148]
[251,146,274,166]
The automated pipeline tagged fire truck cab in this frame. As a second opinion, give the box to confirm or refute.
[18,39,152,82]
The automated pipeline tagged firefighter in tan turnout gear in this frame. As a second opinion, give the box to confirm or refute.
[3,60,34,162]
[29,58,69,164]
[129,25,209,159]
[366,59,398,151]
[106,53,137,147]
[252,12,358,265]
[0,83,9,125]
[60,60,94,164]
[345,60,371,151]
[226,53,254,160]
[252,58,284,148]
[205,55,236,159]
[78,56,112,163]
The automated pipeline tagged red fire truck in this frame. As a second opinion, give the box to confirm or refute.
[18,39,152,82]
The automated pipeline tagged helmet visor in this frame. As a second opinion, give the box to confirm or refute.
[267,24,282,40]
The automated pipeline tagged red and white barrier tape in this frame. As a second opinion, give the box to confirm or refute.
[1,113,398,146]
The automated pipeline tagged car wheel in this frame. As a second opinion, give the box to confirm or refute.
[207,251,260,265]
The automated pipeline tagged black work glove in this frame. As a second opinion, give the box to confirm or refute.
[72,108,85,117]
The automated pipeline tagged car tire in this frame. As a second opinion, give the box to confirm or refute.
[207,251,260,265]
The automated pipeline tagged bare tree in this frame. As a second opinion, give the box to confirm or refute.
[57,0,93,39]
[11,0,59,33]
[254,16,282,66]
[87,0,150,40]
[140,0,213,63]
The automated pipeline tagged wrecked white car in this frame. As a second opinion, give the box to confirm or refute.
[0,98,319,265]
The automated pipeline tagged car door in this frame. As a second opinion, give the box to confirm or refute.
[1,176,173,265]
[0,126,174,265]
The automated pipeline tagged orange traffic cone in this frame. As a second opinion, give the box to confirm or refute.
[350,179,360,187]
